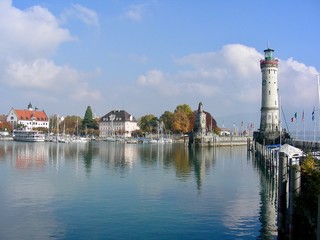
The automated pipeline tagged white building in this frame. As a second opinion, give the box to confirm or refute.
[99,109,139,138]
[7,102,49,130]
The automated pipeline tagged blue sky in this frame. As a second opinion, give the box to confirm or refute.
[0,0,319,133]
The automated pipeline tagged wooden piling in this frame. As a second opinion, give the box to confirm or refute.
[278,151,288,239]
[317,194,320,240]
[289,159,301,239]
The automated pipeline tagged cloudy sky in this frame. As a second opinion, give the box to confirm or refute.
[0,0,319,132]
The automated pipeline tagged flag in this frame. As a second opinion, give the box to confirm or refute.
[291,112,297,122]
[312,107,315,121]
[302,110,304,122]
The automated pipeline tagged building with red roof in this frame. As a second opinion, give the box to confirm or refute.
[7,102,49,130]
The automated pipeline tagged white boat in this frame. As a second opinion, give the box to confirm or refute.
[13,129,45,142]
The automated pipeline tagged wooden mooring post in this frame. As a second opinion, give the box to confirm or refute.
[278,151,288,239]
[289,159,301,239]
[253,140,303,239]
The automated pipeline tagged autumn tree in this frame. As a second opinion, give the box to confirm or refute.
[0,122,12,133]
[172,104,193,133]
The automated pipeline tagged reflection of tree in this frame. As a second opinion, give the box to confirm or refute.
[172,145,191,178]
[139,145,161,166]
[83,143,93,174]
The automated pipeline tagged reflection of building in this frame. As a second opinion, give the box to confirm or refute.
[189,147,215,190]
[7,102,49,130]
[13,143,48,169]
[99,110,139,138]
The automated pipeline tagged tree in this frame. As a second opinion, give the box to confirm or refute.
[139,114,158,133]
[82,106,98,130]
[175,104,193,116]
[172,104,193,133]
[172,109,191,133]
[0,122,12,133]
[63,115,81,135]
[295,155,320,239]
[159,111,174,132]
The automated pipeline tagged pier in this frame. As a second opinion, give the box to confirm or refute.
[287,139,320,152]
[251,138,320,240]
[188,102,251,147]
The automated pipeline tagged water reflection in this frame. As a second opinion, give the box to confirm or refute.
[0,141,278,239]
[251,151,278,239]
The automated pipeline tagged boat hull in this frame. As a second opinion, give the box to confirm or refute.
[13,130,45,142]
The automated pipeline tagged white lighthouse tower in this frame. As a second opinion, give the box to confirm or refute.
[255,48,281,144]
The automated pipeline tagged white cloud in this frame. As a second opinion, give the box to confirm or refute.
[137,69,164,86]
[135,44,319,128]
[124,4,146,21]
[0,1,102,111]
[5,59,79,90]
[138,44,262,104]
[60,4,99,27]
[0,1,73,59]
[70,82,102,101]
[278,58,319,109]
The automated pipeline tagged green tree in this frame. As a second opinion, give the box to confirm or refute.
[139,114,158,133]
[175,104,193,115]
[82,106,98,130]
[159,111,174,132]
[295,155,320,239]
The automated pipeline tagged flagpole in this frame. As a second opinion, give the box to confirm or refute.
[296,114,298,140]
[317,74,320,140]
[314,115,316,142]
[303,110,305,141]
[313,106,316,142]
[279,96,282,145]
[304,119,305,141]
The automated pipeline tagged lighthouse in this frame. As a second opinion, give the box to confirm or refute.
[254,48,283,144]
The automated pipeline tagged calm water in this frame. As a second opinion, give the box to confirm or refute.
[0,141,277,240]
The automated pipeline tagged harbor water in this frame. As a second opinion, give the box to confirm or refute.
[0,141,277,239]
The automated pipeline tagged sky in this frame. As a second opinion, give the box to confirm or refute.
[0,0,320,133]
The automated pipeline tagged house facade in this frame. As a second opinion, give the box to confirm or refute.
[7,102,49,130]
[99,109,138,138]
